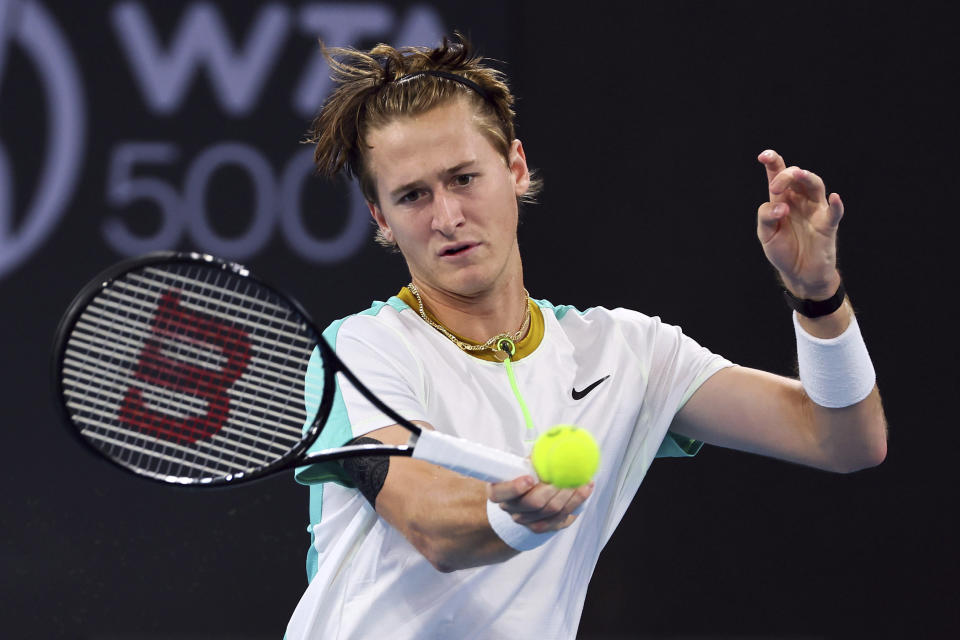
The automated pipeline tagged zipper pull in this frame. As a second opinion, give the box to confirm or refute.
[498,338,536,438]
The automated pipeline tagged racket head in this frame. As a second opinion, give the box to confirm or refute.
[52,252,336,487]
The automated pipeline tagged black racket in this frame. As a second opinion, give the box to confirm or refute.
[53,252,532,487]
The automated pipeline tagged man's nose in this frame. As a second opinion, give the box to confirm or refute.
[431,192,465,236]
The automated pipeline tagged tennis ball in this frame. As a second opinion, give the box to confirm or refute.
[531,425,600,488]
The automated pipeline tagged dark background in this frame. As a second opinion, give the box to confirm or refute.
[2,1,956,638]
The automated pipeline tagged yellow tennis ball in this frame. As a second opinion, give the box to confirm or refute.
[531,425,600,488]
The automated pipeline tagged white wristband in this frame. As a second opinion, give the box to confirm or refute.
[486,500,557,551]
[793,311,876,408]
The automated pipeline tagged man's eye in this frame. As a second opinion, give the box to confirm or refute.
[399,190,421,204]
[453,174,474,187]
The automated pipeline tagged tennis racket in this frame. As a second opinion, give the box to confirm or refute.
[53,252,533,487]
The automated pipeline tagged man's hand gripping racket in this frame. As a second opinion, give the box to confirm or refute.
[52,253,535,487]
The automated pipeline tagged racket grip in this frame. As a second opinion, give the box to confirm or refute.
[412,430,535,483]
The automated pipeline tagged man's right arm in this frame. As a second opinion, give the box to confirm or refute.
[347,423,594,572]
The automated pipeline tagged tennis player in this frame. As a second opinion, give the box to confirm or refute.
[284,35,887,639]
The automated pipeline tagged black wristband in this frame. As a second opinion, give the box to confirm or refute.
[341,436,389,507]
[783,282,846,318]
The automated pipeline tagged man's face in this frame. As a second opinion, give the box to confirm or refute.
[365,99,530,297]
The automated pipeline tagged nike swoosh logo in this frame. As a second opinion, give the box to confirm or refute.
[572,375,610,400]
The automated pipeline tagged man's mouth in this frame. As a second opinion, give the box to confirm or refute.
[440,243,476,257]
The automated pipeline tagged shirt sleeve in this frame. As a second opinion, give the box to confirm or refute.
[294,313,427,486]
[653,332,735,458]
[602,311,734,541]
[333,315,428,435]
[644,317,734,455]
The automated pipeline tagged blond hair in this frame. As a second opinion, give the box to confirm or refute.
[306,34,541,247]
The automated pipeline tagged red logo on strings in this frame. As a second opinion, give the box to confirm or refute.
[118,289,251,444]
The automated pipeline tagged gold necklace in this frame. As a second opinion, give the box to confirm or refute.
[408,282,531,361]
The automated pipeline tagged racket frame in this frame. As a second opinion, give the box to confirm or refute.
[52,251,421,488]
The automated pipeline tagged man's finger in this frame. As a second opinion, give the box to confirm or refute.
[792,168,828,202]
[500,483,562,513]
[510,482,595,523]
[758,149,787,191]
[487,475,536,503]
[511,488,574,523]
[769,167,828,204]
[827,192,844,226]
[768,166,802,196]
[524,512,578,534]
[757,201,788,243]
[570,482,594,513]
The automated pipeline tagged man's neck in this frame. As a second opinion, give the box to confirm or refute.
[411,274,528,344]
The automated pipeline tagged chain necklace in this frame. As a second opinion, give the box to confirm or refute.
[408,282,531,361]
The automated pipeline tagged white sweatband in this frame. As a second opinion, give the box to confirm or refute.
[486,500,557,551]
[793,311,876,408]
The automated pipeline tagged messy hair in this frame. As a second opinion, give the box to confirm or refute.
[306,34,541,247]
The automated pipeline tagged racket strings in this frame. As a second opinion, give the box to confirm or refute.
[70,304,317,405]
[66,318,316,420]
[61,262,320,483]
[70,312,289,473]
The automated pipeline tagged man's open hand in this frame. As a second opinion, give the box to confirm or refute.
[757,149,844,300]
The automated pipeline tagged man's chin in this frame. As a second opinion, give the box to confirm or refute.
[423,272,494,298]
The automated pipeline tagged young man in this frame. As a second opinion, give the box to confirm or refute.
[285,36,886,639]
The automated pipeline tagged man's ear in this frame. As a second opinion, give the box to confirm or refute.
[368,201,394,244]
[509,139,531,197]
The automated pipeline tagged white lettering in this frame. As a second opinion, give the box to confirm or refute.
[184,142,277,259]
[0,0,85,280]
[293,3,394,117]
[103,142,182,254]
[99,3,447,268]
[112,2,291,116]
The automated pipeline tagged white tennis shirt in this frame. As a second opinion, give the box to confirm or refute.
[285,292,733,639]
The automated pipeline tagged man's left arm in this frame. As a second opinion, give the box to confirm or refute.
[670,150,887,473]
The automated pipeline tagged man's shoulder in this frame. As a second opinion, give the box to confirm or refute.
[537,299,693,363]
[322,295,413,343]
[536,298,661,330]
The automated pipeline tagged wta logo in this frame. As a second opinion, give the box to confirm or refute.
[0,1,444,281]
[0,0,86,281]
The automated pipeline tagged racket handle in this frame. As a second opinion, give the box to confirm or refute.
[412,430,535,483]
